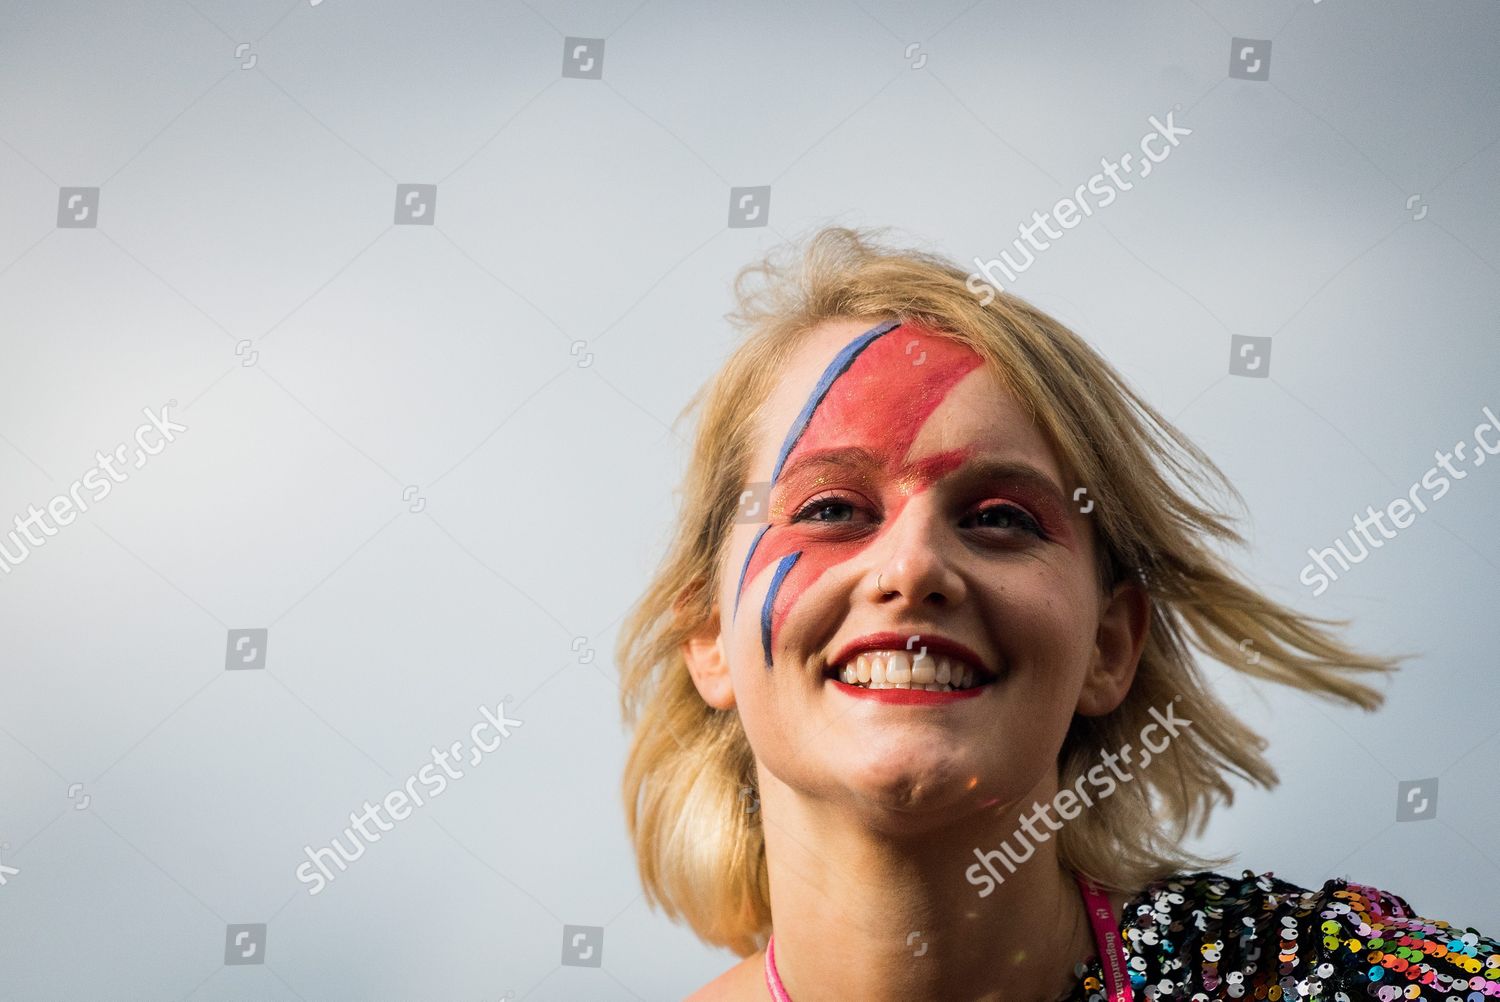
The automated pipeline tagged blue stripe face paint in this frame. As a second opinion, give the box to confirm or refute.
[760,551,802,669]
[729,319,904,668]
[769,319,901,484]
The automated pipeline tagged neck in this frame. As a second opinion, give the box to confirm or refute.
[760,781,1100,1002]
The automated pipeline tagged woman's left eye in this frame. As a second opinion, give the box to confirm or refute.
[790,496,1045,538]
[965,503,1046,537]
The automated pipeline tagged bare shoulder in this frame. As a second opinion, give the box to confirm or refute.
[684,950,764,1002]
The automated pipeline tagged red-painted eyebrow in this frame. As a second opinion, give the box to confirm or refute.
[775,445,881,482]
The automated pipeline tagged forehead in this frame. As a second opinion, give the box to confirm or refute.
[748,318,1064,483]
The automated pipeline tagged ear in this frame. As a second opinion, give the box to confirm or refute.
[680,600,736,711]
[1076,576,1150,717]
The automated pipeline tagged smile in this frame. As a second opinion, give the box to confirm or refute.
[822,650,997,703]
[832,650,986,689]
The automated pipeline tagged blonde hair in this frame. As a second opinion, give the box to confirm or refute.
[617,226,1398,957]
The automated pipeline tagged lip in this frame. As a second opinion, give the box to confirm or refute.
[826,630,998,683]
[828,678,987,704]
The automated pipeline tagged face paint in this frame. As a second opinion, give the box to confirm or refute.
[758,551,801,673]
[734,319,987,667]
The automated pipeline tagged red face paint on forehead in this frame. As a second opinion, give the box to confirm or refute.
[781,328,986,482]
[735,322,987,667]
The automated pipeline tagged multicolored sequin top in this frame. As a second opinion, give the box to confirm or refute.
[1059,869,1500,1001]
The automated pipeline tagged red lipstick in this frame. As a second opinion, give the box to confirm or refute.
[828,631,996,680]
[824,630,999,704]
[828,679,987,704]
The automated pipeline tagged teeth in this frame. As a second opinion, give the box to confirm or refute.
[832,652,989,691]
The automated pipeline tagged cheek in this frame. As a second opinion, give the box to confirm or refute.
[716,569,783,701]
[986,562,1100,666]
[717,569,822,742]
[724,657,803,775]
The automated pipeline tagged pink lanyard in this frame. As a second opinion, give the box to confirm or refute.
[764,871,1133,1002]
[1077,873,1134,1002]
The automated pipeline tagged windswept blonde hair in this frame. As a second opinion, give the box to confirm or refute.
[617,226,1398,957]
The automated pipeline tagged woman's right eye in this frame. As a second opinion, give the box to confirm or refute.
[791,493,859,523]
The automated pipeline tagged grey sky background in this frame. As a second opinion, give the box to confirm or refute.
[1,0,1497,998]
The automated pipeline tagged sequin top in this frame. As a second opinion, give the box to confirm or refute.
[1058,869,1500,1001]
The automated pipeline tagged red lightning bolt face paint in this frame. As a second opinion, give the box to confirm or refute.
[732,320,988,667]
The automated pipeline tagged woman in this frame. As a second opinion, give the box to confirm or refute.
[617,228,1498,1001]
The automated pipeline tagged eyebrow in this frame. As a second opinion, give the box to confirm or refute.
[947,458,1069,503]
[776,446,1067,502]
[775,446,881,482]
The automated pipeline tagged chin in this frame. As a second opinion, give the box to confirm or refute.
[833,755,989,828]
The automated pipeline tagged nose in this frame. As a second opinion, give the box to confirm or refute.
[867,493,967,608]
